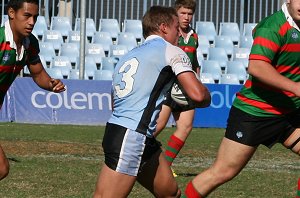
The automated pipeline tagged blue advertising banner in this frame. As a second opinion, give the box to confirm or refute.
[194,84,242,128]
[0,78,243,128]
[9,78,113,125]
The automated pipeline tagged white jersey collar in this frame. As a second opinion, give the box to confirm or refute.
[282,3,300,32]
[4,21,28,61]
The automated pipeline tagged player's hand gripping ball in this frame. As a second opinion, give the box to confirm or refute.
[170,72,199,106]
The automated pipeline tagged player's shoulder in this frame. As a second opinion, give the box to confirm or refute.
[255,10,286,33]
[24,33,40,50]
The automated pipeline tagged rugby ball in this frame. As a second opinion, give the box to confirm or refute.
[170,72,200,106]
[170,81,189,106]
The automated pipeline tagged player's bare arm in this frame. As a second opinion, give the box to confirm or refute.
[28,62,66,93]
[177,71,211,108]
[248,60,300,97]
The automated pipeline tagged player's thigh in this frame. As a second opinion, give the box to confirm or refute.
[155,105,172,135]
[283,128,300,154]
[94,164,136,198]
[212,137,257,177]
[173,109,195,130]
[137,150,179,197]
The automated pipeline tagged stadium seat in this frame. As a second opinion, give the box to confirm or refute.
[196,48,205,65]
[201,60,222,83]
[92,31,113,56]
[42,30,64,54]
[59,43,80,68]
[86,43,106,68]
[197,35,210,58]
[74,18,97,41]
[84,56,98,71]
[39,42,56,67]
[219,22,240,46]
[50,16,72,40]
[109,44,128,60]
[214,35,234,59]
[33,16,48,40]
[207,47,228,72]
[66,31,80,46]
[50,56,73,78]
[68,69,79,80]
[1,15,8,26]
[220,74,240,85]
[200,72,215,84]
[243,23,257,36]
[226,61,248,84]
[45,67,64,79]
[99,18,121,41]
[94,69,113,81]
[233,47,250,68]
[117,32,137,51]
[85,68,97,80]
[239,35,253,49]
[101,57,117,72]
[195,21,217,45]
[122,19,143,42]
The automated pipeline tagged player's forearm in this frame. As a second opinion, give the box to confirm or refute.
[32,72,53,91]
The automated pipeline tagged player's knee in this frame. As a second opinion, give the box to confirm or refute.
[0,160,9,180]
[210,166,237,185]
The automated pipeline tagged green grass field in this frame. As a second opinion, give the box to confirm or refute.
[0,122,299,197]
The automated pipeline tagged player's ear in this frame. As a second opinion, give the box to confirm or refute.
[160,23,168,34]
[8,7,15,19]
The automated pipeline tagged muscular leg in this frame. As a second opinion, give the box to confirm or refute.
[283,128,300,155]
[172,109,195,141]
[192,137,257,197]
[137,149,180,198]
[154,105,172,137]
[163,109,195,166]
[93,164,137,198]
[0,145,9,180]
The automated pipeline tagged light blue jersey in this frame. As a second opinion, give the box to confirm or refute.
[109,35,193,137]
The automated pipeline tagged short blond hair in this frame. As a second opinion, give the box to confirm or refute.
[142,6,177,38]
[174,0,196,13]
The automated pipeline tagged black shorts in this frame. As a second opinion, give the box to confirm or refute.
[102,123,162,176]
[163,91,195,112]
[225,106,300,148]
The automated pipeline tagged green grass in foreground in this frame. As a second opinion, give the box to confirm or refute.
[0,123,299,198]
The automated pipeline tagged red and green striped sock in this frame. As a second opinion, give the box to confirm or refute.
[165,134,184,166]
[182,181,202,198]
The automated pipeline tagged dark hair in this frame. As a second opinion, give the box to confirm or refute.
[174,0,196,13]
[142,6,177,38]
[7,0,39,11]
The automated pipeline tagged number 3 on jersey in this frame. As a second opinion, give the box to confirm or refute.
[115,58,139,98]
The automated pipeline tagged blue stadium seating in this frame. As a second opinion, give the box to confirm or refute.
[196,21,217,45]
[243,23,257,36]
[219,22,240,45]
[220,74,240,85]
[99,18,121,41]
[94,70,113,81]
[117,32,137,51]
[122,19,143,42]
[50,16,72,40]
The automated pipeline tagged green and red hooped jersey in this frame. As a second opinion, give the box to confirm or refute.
[233,10,300,117]
[0,26,40,105]
[178,29,200,72]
